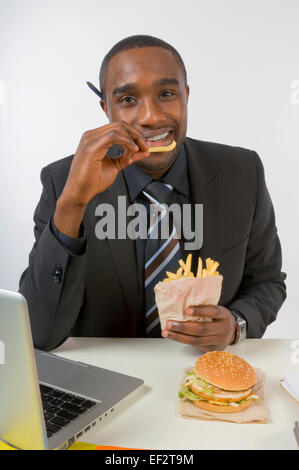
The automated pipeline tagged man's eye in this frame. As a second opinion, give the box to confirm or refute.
[161,90,175,97]
[120,96,135,103]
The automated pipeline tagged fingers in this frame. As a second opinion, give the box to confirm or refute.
[101,129,142,156]
[86,122,150,158]
[186,305,226,320]
[162,329,222,349]
[118,121,150,152]
[113,149,150,172]
[165,320,223,337]
[162,307,236,350]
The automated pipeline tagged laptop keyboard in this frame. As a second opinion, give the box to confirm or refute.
[39,384,97,437]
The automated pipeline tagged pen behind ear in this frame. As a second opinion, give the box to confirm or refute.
[86,81,103,100]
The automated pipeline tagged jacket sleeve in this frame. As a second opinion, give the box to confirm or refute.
[227,151,287,337]
[19,165,87,351]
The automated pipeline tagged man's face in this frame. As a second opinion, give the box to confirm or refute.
[101,46,189,175]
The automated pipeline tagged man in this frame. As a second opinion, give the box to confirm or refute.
[19,35,286,352]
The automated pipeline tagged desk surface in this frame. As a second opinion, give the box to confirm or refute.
[53,338,299,450]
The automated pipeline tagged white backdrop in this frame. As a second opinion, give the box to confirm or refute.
[0,0,298,338]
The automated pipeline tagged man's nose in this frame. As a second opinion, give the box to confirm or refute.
[136,97,165,126]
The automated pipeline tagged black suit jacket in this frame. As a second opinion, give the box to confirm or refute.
[19,137,287,350]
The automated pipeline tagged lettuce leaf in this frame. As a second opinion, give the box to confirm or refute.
[178,385,204,401]
[184,375,214,396]
[196,378,213,389]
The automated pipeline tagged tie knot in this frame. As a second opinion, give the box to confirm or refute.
[142,181,173,206]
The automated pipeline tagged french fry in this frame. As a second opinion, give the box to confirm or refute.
[202,268,208,277]
[176,267,183,279]
[148,140,176,153]
[166,271,176,279]
[184,254,192,276]
[208,261,219,276]
[196,257,202,277]
[178,259,186,271]
[206,258,212,273]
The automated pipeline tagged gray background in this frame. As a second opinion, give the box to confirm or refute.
[0,0,298,338]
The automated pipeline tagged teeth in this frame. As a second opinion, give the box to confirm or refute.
[147,131,169,142]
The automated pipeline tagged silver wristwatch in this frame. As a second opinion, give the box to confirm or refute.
[230,310,247,343]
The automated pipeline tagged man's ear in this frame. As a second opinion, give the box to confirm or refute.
[186,85,190,103]
[100,99,108,117]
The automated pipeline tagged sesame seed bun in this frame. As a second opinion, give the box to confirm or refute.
[195,351,257,391]
[193,398,253,414]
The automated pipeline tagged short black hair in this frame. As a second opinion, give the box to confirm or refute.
[99,34,187,101]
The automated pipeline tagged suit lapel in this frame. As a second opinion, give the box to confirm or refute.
[90,172,139,333]
[184,138,221,263]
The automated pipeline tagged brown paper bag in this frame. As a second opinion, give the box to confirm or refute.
[154,275,223,330]
[177,367,268,424]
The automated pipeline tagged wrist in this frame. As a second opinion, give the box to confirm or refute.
[58,189,88,210]
[54,195,87,238]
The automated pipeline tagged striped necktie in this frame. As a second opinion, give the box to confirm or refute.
[142,182,182,337]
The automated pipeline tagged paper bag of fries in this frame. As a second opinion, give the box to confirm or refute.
[154,254,223,330]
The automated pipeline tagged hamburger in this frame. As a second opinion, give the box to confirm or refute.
[179,351,259,413]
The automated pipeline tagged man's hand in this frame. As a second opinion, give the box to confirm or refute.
[54,121,150,237]
[61,121,150,206]
[161,305,237,351]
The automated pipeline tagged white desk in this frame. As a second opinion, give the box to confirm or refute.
[53,338,299,450]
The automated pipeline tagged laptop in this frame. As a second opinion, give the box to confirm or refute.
[0,288,144,450]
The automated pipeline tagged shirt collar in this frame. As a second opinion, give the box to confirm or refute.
[123,143,189,202]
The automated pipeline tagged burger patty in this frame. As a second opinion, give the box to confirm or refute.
[189,381,253,403]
